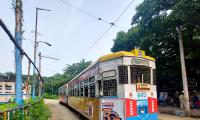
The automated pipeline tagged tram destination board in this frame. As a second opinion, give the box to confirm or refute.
[136,83,150,91]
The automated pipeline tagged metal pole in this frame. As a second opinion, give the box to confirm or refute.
[176,26,190,116]
[38,52,42,98]
[15,0,23,105]
[32,8,38,100]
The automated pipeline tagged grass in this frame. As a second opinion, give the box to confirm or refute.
[0,99,51,120]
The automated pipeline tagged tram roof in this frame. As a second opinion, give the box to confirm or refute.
[98,49,155,62]
[67,49,155,86]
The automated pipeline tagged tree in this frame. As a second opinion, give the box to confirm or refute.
[44,59,92,95]
[111,0,200,91]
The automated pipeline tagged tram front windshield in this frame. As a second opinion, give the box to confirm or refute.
[130,66,150,84]
[118,65,151,84]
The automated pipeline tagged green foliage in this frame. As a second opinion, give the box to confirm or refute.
[44,59,92,95]
[112,0,200,90]
[0,103,17,112]
[64,59,92,76]
[44,93,58,99]
[0,100,50,120]
[27,100,51,120]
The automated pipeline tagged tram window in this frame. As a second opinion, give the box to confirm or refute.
[72,89,74,96]
[77,88,80,96]
[89,77,95,83]
[153,69,156,85]
[118,66,128,84]
[130,66,150,84]
[69,89,72,96]
[5,85,12,90]
[89,83,95,97]
[84,85,88,97]
[84,79,89,84]
[80,87,83,96]
[103,79,117,96]
[74,88,77,96]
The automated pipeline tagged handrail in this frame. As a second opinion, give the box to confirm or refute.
[0,100,41,114]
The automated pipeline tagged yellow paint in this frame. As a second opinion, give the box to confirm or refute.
[68,96,99,120]
[3,112,6,120]
[98,49,155,62]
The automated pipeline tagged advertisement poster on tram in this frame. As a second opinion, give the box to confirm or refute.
[100,99,124,120]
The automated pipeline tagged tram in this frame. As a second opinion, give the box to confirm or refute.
[59,49,158,120]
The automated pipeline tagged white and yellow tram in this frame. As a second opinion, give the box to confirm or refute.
[59,49,158,120]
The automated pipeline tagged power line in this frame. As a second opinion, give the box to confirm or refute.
[80,0,136,59]
[0,18,44,83]
[80,25,112,59]
[59,0,129,29]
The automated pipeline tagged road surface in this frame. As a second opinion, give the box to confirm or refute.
[45,99,199,120]
[45,99,80,120]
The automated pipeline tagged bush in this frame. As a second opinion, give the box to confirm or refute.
[0,100,51,120]
[44,93,58,99]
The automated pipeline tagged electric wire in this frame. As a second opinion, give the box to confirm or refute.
[59,0,129,29]
[80,25,112,59]
[0,18,44,83]
[80,0,136,59]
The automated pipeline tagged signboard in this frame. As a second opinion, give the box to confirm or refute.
[125,99,137,117]
[136,83,150,91]
[148,97,158,113]
[132,58,149,66]
[102,70,116,78]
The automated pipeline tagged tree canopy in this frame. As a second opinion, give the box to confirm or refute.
[111,0,200,91]
[44,59,92,95]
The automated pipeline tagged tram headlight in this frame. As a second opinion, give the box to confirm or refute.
[139,107,145,114]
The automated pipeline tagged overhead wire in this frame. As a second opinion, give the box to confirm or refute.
[80,0,136,59]
[59,0,129,29]
[0,18,44,83]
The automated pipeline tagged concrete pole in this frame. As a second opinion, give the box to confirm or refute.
[15,0,23,105]
[32,8,38,100]
[176,26,190,116]
[38,52,42,98]
[26,61,31,103]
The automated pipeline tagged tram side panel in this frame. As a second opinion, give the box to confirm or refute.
[68,96,100,120]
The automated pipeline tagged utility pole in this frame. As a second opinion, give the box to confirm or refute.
[25,61,31,103]
[38,52,42,98]
[176,26,190,116]
[32,7,51,100]
[15,0,23,105]
[32,8,38,100]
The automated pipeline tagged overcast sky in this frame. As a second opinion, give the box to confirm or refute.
[0,0,142,77]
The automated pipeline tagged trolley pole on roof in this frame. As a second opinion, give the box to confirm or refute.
[15,0,23,105]
[176,25,190,116]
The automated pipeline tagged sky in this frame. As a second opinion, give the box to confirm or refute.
[0,0,142,77]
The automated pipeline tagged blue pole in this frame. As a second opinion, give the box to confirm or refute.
[15,32,23,105]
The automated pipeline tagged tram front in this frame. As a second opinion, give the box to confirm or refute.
[99,49,157,120]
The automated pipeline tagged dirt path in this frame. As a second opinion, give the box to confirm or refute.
[44,99,80,120]
[159,113,200,120]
